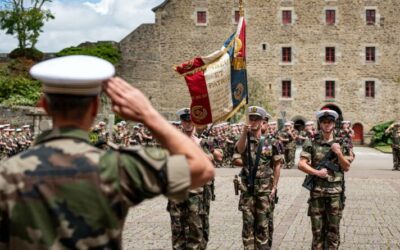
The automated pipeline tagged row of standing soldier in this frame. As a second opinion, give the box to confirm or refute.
[0,125,33,159]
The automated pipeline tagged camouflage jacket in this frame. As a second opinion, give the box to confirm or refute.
[239,136,284,193]
[279,129,297,148]
[300,132,353,197]
[0,127,190,249]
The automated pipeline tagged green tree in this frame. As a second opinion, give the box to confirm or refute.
[57,42,122,65]
[370,120,394,146]
[228,76,272,123]
[0,0,54,50]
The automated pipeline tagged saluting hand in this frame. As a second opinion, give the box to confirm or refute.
[104,77,156,123]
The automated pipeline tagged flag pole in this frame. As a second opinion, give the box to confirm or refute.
[238,1,254,246]
[239,0,244,17]
[238,0,249,123]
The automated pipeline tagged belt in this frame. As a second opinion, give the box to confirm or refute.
[241,178,271,185]
[189,192,203,197]
[315,180,341,188]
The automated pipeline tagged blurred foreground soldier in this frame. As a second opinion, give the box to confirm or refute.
[0,55,214,249]
[167,108,213,250]
[298,108,354,250]
[385,121,400,171]
[235,106,283,249]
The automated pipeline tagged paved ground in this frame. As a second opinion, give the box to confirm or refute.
[123,147,400,249]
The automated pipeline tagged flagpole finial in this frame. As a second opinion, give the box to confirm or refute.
[239,0,244,17]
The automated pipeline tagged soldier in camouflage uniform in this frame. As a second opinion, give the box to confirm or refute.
[385,121,400,171]
[298,121,316,145]
[298,108,354,250]
[338,121,354,149]
[279,122,297,169]
[167,108,213,250]
[0,125,6,160]
[0,55,215,250]
[112,122,124,144]
[236,106,284,249]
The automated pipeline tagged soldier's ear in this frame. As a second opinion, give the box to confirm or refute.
[38,95,51,115]
[90,96,100,118]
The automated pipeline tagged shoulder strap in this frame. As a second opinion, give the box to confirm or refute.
[254,136,265,169]
[117,146,168,194]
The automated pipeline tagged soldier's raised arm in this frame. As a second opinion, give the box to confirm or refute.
[104,77,214,188]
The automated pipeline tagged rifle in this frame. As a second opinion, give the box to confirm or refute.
[246,132,254,194]
[210,179,216,201]
[233,175,240,195]
[246,133,265,195]
[302,150,341,191]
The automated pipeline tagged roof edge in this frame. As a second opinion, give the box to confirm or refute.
[152,0,170,12]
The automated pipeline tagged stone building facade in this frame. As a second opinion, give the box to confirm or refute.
[119,0,400,144]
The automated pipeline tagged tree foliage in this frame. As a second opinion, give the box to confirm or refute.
[0,0,54,51]
[228,76,272,123]
[0,60,41,106]
[56,42,122,65]
[370,120,394,146]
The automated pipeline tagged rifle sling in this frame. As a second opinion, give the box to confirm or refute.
[247,135,265,187]
[254,136,266,173]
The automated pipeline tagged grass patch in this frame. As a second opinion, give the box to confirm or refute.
[374,145,392,154]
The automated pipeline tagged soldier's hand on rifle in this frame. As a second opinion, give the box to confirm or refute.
[269,187,277,200]
[316,168,329,178]
[331,143,342,156]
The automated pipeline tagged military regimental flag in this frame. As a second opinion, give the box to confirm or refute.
[175,16,248,125]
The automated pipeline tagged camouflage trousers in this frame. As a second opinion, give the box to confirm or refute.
[239,192,272,250]
[202,185,213,249]
[284,147,296,169]
[392,147,400,170]
[267,199,276,248]
[308,195,343,250]
[167,193,205,250]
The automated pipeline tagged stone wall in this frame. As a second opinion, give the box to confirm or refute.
[119,0,400,137]
[0,105,44,126]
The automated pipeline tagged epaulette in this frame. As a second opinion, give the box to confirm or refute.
[116,145,167,171]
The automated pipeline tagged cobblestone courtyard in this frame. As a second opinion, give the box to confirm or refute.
[123,147,400,249]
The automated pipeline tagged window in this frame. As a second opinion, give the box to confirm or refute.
[282,47,292,62]
[235,10,240,23]
[366,9,376,25]
[197,11,207,24]
[282,80,291,98]
[366,81,375,98]
[325,47,335,63]
[326,10,336,25]
[282,10,292,24]
[325,81,335,98]
[366,47,376,62]
[262,44,267,51]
